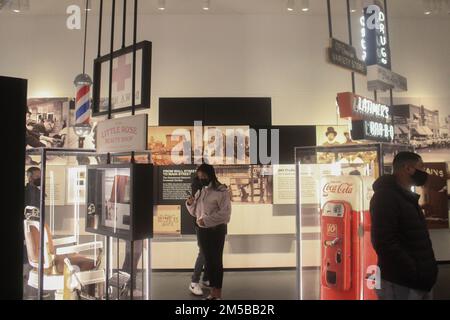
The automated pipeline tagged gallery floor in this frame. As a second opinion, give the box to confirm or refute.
[23,265,450,300]
[150,265,450,300]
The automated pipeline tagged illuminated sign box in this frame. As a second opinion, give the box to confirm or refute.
[352,120,394,142]
[360,3,391,70]
[337,92,391,122]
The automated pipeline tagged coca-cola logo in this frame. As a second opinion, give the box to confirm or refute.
[322,182,353,197]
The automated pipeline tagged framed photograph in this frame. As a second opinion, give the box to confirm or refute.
[26,98,70,149]
[92,41,152,116]
[148,126,196,165]
[215,165,273,204]
[203,126,251,165]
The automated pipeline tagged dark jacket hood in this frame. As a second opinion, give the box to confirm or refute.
[373,174,420,203]
[373,174,398,192]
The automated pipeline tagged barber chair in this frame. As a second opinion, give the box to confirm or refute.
[23,206,105,300]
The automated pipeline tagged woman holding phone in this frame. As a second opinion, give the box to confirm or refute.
[186,164,231,300]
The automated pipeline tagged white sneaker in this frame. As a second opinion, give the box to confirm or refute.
[189,282,203,296]
[201,280,210,288]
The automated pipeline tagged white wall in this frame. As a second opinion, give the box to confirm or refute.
[1,13,449,125]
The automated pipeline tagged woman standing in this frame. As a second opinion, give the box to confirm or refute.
[186,164,231,300]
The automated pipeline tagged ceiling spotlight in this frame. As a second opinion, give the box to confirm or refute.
[301,0,310,12]
[432,0,442,14]
[6,0,30,13]
[287,0,295,11]
[203,0,210,11]
[157,0,166,11]
[350,0,357,13]
[423,0,432,15]
[85,0,92,11]
[10,0,21,13]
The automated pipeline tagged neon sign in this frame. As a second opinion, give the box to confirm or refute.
[364,121,394,140]
[352,120,394,143]
[352,96,390,121]
[336,92,391,122]
[360,4,391,70]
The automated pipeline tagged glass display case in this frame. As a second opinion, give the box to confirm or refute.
[294,143,412,300]
[24,148,105,300]
[23,149,152,300]
[86,163,154,241]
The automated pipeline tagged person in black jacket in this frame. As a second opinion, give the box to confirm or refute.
[370,151,438,300]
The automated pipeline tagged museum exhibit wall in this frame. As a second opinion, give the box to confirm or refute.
[1,9,449,268]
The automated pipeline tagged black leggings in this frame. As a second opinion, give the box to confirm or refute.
[197,224,227,289]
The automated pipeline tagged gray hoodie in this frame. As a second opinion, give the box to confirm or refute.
[185,183,231,228]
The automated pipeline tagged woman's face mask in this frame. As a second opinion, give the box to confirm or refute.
[198,172,210,187]
[199,178,210,187]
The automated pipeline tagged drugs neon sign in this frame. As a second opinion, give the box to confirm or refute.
[360,4,391,69]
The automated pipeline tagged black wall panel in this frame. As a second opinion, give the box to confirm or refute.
[159,97,271,127]
[251,126,317,164]
[159,98,205,126]
[203,98,271,126]
[1,76,27,299]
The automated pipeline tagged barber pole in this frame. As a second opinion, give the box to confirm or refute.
[76,83,91,125]
[73,73,93,148]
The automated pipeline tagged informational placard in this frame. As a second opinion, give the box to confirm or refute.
[45,165,66,206]
[327,38,367,75]
[153,205,181,236]
[157,165,197,204]
[66,167,86,205]
[215,165,273,204]
[96,114,148,153]
[367,65,407,92]
[419,163,449,229]
[297,164,322,205]
[273,165,296,204]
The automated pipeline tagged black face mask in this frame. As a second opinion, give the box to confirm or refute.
[411,169,428,187]
[33,178,41,186]
[200,178,210,187]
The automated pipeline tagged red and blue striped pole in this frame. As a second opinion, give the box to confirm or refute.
[76,84,91,125]
[73,73,92,148]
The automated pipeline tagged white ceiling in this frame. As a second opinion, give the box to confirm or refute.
[0,0,449,18]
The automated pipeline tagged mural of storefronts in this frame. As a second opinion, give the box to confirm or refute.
[392,104,441,149]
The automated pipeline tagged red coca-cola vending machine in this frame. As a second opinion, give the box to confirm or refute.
[319,175,378,300]
[295,143,412,300]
